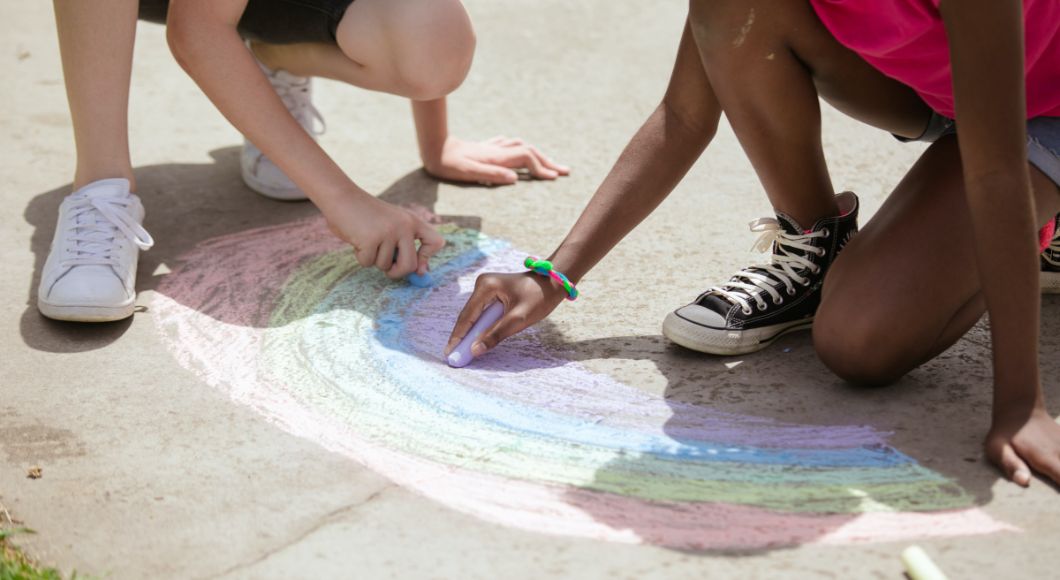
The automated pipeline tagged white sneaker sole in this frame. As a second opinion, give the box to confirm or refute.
[662,311,814,356]
[1043,271,1060,294]
[37,297,136,322]
[241,159,309,202]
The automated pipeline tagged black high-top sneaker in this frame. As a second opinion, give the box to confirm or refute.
[1042,214,1060,294]
[662,192,859,355]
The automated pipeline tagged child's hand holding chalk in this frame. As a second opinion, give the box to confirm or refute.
[393,248,433,287]
[447,301,505,367]
[445,271,572,367]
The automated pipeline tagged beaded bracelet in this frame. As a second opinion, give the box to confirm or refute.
[524,257,579,301]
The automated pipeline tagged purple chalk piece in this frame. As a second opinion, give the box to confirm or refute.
[447,301,505,368]
[406,272,433,288]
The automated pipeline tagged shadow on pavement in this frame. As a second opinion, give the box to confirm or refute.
[540,320,1060,553]
[20,146,477,353]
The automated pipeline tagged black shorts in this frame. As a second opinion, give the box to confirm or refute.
[138,0,355,45]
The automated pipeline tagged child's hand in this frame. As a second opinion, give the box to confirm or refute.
[424,136,570,186]
[445,272,569,358]
[319,192,445,278]
[985,405,1060,487]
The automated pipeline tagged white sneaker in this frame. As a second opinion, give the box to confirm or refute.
[37,178,154,322]
[241,57,325,201]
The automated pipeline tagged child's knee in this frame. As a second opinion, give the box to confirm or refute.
[353,0,476,100]
[400,0,474,99]
[814,303,906,387]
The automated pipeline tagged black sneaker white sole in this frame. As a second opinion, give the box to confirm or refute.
[662,311,813,356]
[662,192,860,357]
[1042,271,1060,294]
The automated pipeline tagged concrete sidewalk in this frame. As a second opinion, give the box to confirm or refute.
[2,1,1059,578]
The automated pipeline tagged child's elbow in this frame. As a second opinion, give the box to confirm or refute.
[165,8,208,72]
[661,98,720,143]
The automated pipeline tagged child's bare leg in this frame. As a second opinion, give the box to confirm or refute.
[660,0,939,357]
[250,0,474,101]
[687,0,930,226]
[236,0,476,200]
[815,141,1060,385]
[41,0,153,322]
[54,0,139,189]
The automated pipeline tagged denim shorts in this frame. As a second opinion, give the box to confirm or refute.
[901,113,1060,188]
[1028,117,1060,188]
[139,0,355,44]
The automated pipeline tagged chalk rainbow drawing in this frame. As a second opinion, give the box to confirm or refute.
[151,217,1012,550]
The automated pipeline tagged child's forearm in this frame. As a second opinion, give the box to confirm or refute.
[548,102,713,282]
[167,0,366,209]
[548,23,719,283]
[969,176,1042,411]
[411,97,449,172]
[942,0,1043,416]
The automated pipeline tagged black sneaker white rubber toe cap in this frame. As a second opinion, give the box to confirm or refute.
[671,303,728,329]
[662,303,813,356]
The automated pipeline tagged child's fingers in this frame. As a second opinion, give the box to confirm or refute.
[486,135,509,145]
[464,160,518,185]
[354,243,379,269]
[415,221,446,275]
[446,288,495,356]
[375,240,396,272]
[388,237,418,279]
[500,149,557,180]
[497,137,526,147]
[470,308,528,357]
[991,442,1032,486]
[1031,453,1060,487]
[528,144,570,175]
[1019,440,1060,486]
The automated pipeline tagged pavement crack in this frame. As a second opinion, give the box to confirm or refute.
[201,483,395,580]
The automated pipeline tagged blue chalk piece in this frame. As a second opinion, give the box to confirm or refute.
[406,272,433,287]
[394,246,432,287]
[447,301,505,368]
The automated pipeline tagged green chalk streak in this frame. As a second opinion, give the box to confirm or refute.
[585,463,970,513]
[270,251,357,328]
[268,223,479,329]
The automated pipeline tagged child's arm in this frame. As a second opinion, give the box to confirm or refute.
[940,0,1060,486]
[411,97,569,185]
[166,0,443,277]
[446,22,719,357]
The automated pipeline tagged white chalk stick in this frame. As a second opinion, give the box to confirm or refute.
[901,545,948,580]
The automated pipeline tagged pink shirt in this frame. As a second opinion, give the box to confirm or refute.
[809,0,1060,119]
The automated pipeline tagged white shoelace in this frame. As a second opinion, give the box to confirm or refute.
[1044,226,1060,267]
[270,73,326,137]
[706,218,828,315]
[61,196,154,268]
